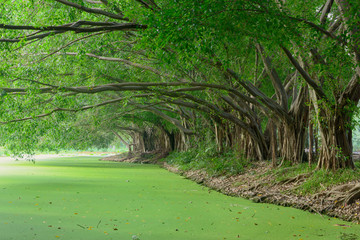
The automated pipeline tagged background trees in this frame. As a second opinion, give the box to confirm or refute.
[0,0,359,170]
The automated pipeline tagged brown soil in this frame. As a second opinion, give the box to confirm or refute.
[164,162,360,223]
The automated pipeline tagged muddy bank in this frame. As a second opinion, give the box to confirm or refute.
[164,162,360,223]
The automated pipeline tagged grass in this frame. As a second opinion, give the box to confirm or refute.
[266,162,316,182]
[166,146,360,196]
[165,146,250,176]
[298,167,360,195]
[267,161,360,195]
[1,157,360,240]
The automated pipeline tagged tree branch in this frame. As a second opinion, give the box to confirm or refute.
[320,0,335,25]
[34,31,109,63]
[256,43,288,109]
[54,0,128,21]
[0,94,151,124]
[0,23,146,42]
[281,46,328,100]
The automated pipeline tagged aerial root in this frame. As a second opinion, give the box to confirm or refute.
[315,183,360,206]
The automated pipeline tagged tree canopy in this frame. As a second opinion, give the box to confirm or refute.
[0,0,359,170]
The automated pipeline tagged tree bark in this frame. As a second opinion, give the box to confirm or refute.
[269,119,278,168]
[308,119,315,166]
[316,109,355,170]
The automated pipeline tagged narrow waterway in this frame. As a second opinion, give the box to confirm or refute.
[0,157,359,240]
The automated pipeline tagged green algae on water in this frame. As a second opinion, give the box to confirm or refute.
[0,157,359,240]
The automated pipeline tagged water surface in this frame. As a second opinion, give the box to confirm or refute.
[0,157,359,240]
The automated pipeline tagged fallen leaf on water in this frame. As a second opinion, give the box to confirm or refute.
[334,224,351,227]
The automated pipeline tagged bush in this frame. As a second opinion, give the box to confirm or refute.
[165,143,250,176]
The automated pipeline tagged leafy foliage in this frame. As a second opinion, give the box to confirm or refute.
[166,142,250,176]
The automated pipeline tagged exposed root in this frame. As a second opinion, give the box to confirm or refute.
[315,183,360,206]
[247,182,265,191]
[277,172,312,185]
[344,185,360,205]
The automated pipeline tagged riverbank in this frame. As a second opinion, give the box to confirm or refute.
[101,151,360,223]
[163,161,360,223]
[3,152,359,224]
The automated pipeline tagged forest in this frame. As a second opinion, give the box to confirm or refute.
[1,1,360,238]
[1,0,359,169]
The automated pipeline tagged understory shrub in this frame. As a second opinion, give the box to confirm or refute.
[166,143,250,176]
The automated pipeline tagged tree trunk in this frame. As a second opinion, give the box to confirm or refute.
[269,119,278,168]
[317,109,355,170]
[309,120,315,166]
[112,131,132,153]
[280,120,308,164]
[279,87,309,164]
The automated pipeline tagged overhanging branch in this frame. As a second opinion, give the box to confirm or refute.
[54,0,128,21]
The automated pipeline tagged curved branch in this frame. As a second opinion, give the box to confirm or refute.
[86,53,166,76]
[54,0,128,21]
[256,43,288,109]
[0,94,151,124]
[0,23,146,42]
[130,102,195,134]
[281,46,328,101]
[34,31,109,63]
[320,0,334,25]
[285,15,346,46]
